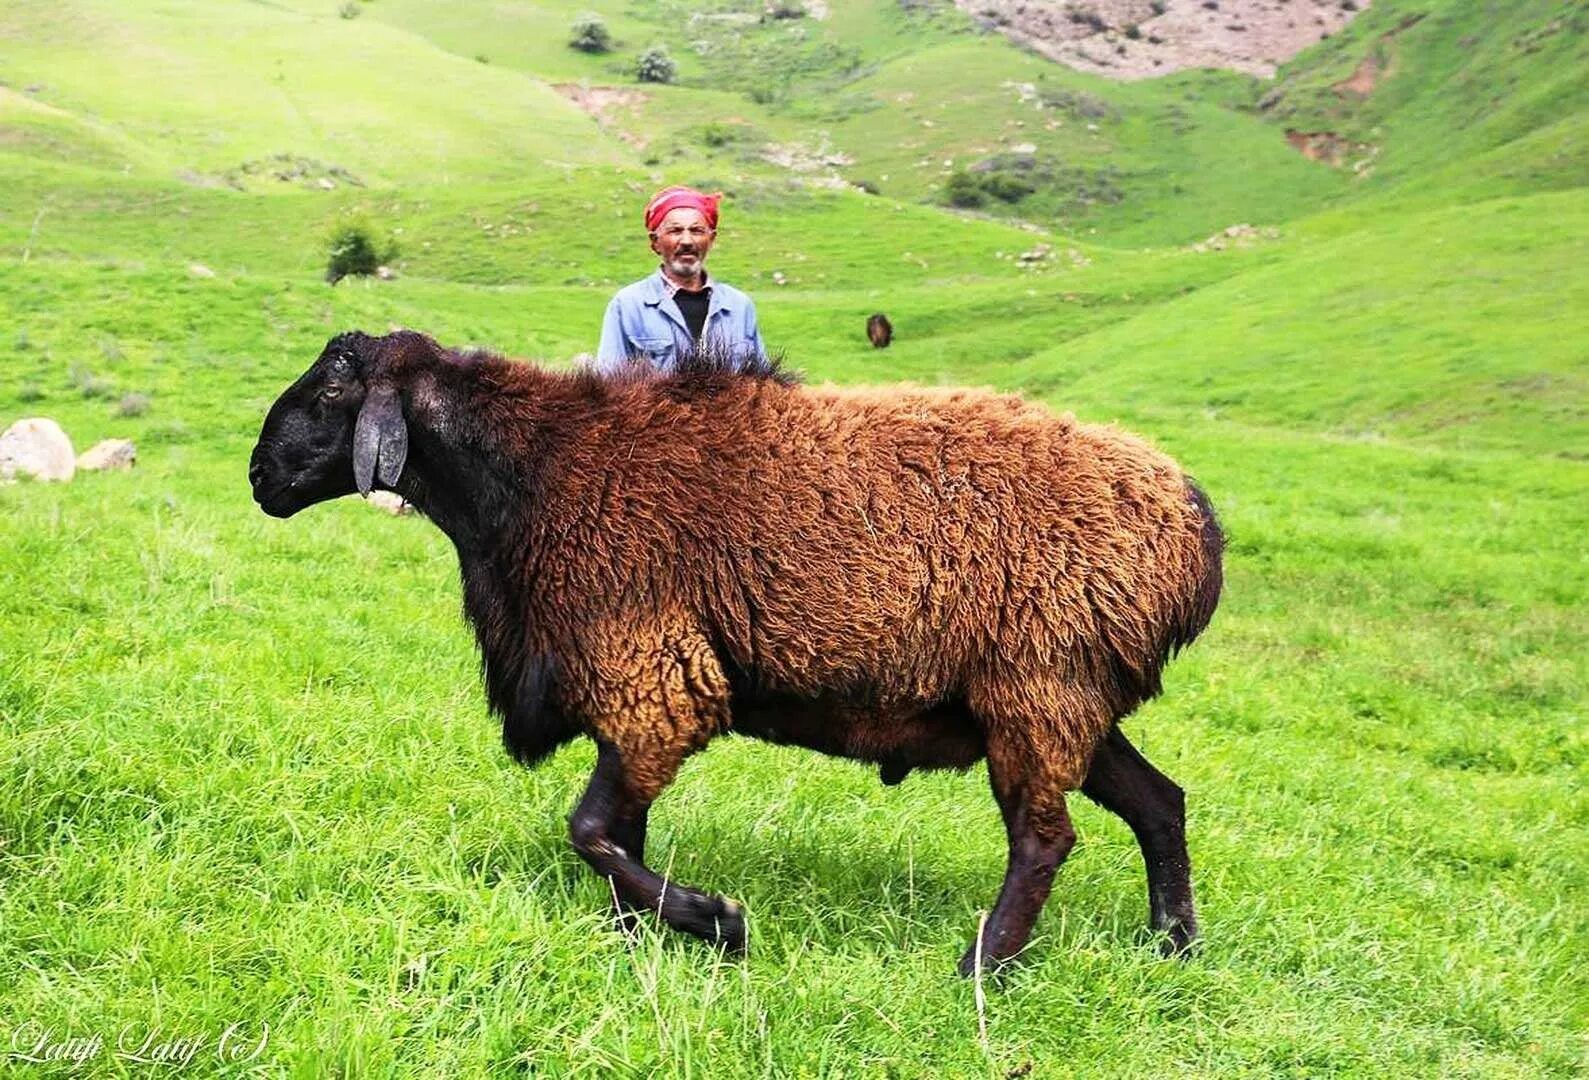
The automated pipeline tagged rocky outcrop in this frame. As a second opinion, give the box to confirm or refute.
[956,0,1369,81]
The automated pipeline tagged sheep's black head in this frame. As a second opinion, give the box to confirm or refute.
[249,331,408,518]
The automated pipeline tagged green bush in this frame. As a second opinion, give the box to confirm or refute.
[982,172,1035,202]
[636,46,676,84]
[324,215,396,284]
[337,2,360,20]
[569,14,611,54]
[701,122,737,148]
[943,166,1036,208]
[943,170,985,208]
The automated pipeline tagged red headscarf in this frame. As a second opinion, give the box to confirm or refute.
[644,185,722,233]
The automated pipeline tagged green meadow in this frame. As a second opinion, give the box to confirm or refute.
[1,0,1585,1074]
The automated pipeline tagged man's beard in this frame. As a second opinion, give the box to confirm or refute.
[665,252,703,280]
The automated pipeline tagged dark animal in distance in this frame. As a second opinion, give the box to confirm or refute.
[248,331,1223,975]
[867,312,892,348]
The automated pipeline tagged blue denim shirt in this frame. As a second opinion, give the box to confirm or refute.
[594,269,766,374]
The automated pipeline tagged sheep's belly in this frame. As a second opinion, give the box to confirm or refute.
[730,690,986,774]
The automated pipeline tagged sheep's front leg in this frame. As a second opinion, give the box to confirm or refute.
[569,742,745,951]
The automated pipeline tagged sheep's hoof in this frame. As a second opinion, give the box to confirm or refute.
[879,761,910,786]
[1156,916,1199,959]
[955,943,1013,980]
[667,891,747,954]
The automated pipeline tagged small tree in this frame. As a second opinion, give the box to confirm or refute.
[325,215,396,284]
[569,14,611,53]
[636,46,676,84]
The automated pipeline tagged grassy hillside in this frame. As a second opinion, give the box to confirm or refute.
[1,0,1585,1075]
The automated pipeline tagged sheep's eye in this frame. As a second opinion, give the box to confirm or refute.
[320,385,343,401]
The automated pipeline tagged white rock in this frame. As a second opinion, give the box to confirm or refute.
[366,490,413,516]
[375,265,397,280]
[188,262,215,278]
[77,438,136,471]
[0,417,75,483]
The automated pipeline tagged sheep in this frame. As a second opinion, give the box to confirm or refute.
[867,312,893,348]
[248,330,1223,974]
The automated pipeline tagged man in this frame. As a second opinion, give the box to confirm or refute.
[595,185,766,373]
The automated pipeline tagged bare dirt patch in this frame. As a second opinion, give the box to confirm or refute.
[1332,51,1383,97]
[955,0,1370,81]
[552,84,650,149]
[1331,13,1424,97]
[1284,128,1378,173]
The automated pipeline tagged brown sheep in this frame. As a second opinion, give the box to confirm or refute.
[867,312,893,348]
[248,331,1223,975]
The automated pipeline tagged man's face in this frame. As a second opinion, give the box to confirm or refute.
[649,207,715,281]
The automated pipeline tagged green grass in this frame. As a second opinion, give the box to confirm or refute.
[1,0,1586,1074]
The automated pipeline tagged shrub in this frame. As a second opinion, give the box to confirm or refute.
[338,2,360,19]
[701,122,737,148]
[636,46,676,84]
[17,382,44,404]
[569,14,611,53]
[1066,5,1107,32]
[116,392,152,418]
[69,362,115,399]
[324,215,397,284]
[982,172,1035,202]
[1125,23,1142,40]
[943,170,985,208]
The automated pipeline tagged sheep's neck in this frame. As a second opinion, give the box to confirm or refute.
[393,369,544,560]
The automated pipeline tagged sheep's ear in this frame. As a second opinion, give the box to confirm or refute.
[353,384,408,496]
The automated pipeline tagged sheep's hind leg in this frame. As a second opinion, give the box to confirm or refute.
[568,742,745,951]
[957,743,1077,977]
[1081,725,1198,956]
[608,805,650,932]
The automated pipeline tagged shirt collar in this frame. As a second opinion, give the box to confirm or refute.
[652,266,711,300]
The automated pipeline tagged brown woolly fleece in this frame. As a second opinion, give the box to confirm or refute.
[251,331,1223,970]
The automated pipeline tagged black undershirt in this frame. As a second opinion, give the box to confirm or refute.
[674,287,710,342]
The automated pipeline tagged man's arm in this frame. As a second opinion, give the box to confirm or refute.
[595,296,628,371]
[743,298,768,361]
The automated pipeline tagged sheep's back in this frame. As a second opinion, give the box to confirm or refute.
[538,379,1212,709]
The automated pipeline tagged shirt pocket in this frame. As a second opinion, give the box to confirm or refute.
[632,335,676,365]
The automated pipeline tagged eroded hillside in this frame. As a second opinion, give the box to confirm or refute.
[955,0,1369,79]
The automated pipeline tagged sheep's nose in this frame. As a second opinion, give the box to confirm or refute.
[248,460,267,488]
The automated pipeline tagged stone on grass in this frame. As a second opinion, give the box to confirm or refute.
[0,417,75,483]
[366,490,413,516]
[78,438,137,472]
